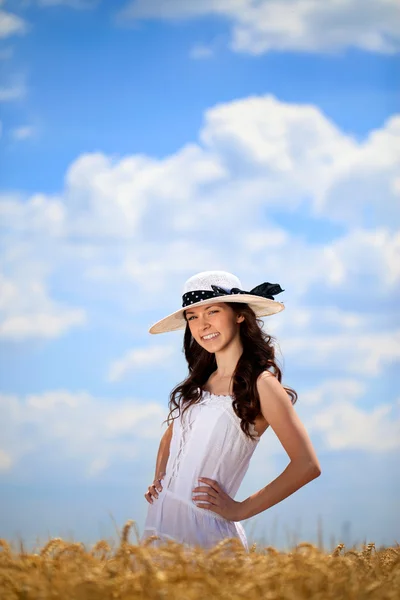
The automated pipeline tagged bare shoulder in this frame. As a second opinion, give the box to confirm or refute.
[258,370,275,381]
[255,370,294,412]
[256,369,285,390]
[255,370,321,470]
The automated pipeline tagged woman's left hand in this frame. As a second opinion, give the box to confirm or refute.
[192,477,243,522]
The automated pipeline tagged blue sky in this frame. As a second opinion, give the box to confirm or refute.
[0,0,399,551]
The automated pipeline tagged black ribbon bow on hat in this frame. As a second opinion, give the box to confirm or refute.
[182,282,284,307]
[211,282,284,300]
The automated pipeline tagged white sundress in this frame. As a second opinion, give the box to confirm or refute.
[140,388,260,552]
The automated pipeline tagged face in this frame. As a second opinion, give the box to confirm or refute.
[184,302,244,351]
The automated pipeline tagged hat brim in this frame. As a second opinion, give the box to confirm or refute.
[148,294,285,334]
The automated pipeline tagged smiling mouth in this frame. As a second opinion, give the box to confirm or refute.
[201,333,220,341]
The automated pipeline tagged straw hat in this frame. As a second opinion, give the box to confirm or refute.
[148,270,285,334]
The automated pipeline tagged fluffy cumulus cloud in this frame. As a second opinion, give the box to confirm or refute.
[282,327,400,376]
[0,94,399,344]
[0,377,398,480]
[2,93,397,472]
[0,270,86,341]
[107,344,176,382]
[250,379,400,492]
[118,0,400,55]
[0,389,166,478]
[0,3,27,39]
[63,145,226,239]
[307,391,400,452]
[263,377,400,459]
[0,193,85,340]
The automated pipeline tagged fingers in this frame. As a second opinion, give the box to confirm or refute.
[145,491,156,504]
[144,480,164,504]
[195,486,217,499]
[193,494,217,507]
[155,479,164,493]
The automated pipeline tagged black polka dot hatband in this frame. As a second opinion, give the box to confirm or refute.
[148,270,285,334]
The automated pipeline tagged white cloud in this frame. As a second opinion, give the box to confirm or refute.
[0,81,26,101]
[87,457,110,476]
[4,95,398,239]
[0,192,65,234]
[0,309,86,340]
[249,226,400,299]
[63,146,226,239]
[198,97,400,228]
[1,94,399,343]
[262,299,400,377]
[0,8,27,39]
[300,378,367,407]
[107,344,176,381]
[1,376,397,479]
[288,378,400,452]
[27,390,82,409]
[278,306,364,331]
[118,0,400,55]
[11,125,36,140]
[281,329,400,377]
[60,96,400,239]
[189,44,214,59]
[0,266,86,341]
[309,400,400,452]
[105,402,165,434]
[0,390,166,477]
[0,193,87,341]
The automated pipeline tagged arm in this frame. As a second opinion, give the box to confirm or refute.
[240,372,321,521]
[154,422,173,481]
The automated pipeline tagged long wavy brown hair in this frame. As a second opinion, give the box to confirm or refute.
[162,301,298,442]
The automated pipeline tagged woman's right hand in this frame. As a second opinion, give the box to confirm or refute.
[144,473,166,504]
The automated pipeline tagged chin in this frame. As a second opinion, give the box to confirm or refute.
[200,339,223,352]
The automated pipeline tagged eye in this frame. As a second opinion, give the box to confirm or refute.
[188,310,218,322]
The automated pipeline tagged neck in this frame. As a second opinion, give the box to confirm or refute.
[213,336,243,379]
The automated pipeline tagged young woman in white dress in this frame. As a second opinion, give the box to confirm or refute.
[141,270,321,551]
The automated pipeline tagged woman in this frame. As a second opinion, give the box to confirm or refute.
[140,270,321,552]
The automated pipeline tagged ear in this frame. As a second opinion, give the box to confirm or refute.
[236,314,245,324]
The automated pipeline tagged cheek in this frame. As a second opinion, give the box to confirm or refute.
[217,318,232,333]
[225,320,239,336]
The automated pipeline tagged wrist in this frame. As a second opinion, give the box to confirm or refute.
[237,499,249,521]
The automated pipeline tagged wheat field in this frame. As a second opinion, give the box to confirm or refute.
[1,520,399,599]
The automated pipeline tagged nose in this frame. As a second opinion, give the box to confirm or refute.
[197,315,212,333]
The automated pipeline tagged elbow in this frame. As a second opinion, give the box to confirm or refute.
[310,463,322,477]
[295,459,321,478]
